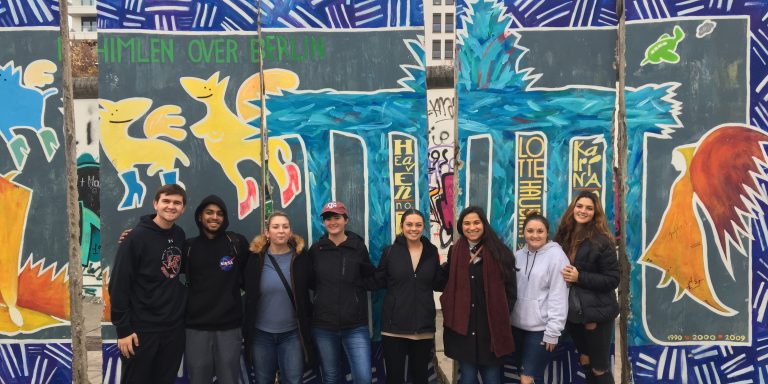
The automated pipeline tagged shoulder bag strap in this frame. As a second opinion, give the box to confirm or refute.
[267,253,297,308]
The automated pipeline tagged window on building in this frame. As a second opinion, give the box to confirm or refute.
[80,0,95,5]
[445,0,454,5]
[445,13,454,33]
[445,40,454,59]
[81,17,97,32]
[432,40,442,60]
[432,13,441,33]
[433,0,441,5]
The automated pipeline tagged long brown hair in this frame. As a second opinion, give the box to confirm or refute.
[458,206,516,282]
[553,191,614,258]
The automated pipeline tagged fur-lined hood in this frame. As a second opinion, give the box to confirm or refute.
[249,233,305,254]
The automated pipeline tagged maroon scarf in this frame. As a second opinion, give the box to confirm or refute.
[440,237,514,357]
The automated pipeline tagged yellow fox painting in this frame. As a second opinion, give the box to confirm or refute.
[99,97,189,210]
[180,70,301,219]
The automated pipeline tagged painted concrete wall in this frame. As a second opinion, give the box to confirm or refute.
[453,0,766,382]
[74,99,102,299]
[0,1,73,379]
[96,0,427,381]
[1,0,766,382]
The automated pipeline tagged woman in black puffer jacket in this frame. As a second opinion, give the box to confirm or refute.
[370,209,441,384]
[554,191,619,384]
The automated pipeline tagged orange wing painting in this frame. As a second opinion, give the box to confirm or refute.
[0,172,69,334]
[642,124,768,316]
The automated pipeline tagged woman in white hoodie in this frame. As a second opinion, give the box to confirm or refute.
[510,212,570,384]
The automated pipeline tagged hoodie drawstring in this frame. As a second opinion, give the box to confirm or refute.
[525,250,538,280]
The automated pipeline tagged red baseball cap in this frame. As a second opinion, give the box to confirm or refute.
[321,201,348,216]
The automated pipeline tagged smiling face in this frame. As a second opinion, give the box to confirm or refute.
[573,197,596,225]
[199,203,224,236]
[461,212,484,243]
[524,219,548,251]
[401,213,425,242]
[323,213,348,237]
[266,215,292,247]
[153,193,185,227]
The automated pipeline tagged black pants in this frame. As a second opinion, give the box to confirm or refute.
[120,327,185,384]
[567,320,613,372]
[382,335,434,384]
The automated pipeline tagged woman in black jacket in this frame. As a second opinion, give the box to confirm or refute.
[309,201,375,384]
[554,191,619,384]
[371,209,441,384]
[242,211,314,384]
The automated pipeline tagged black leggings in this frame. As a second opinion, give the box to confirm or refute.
[382,335,434,384]
[567,320,613,372]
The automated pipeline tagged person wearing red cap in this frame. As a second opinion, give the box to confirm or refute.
[309,201,375,384]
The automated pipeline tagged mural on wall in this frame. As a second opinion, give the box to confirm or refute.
[0,23,72,382]
[0,59,59,171]
[98,0,428,379]
[0,0,59,27]
[99,97,189,210]
[450,0,768,380]
[454,0,670,381]
[625,5,768,379]
[78,154,101,297]
[75,99,102,297]
[97,0,423,30]
[427,89,456,257]
[179,69,302,218]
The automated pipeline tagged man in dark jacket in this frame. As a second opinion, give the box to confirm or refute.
[109,184,188,384]
[183,195,249,384]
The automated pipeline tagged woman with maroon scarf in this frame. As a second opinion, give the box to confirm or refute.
[440,206,517,384]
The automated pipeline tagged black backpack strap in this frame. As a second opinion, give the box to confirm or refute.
[267,253,297,309]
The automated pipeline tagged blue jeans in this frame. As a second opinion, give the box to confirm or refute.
[512,328,554,383]
[313,325,371,384]
[251,328,304,384]
[457,361,502,384]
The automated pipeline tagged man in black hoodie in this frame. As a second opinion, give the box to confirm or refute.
[183,195,249,384]
[109,184,188,384]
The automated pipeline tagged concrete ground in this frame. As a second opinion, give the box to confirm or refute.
[434,311,453,383]
[80,301,621,384]
[84,297,102,384]
[82,300,454,383]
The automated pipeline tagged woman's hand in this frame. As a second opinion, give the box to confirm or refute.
[561,265,579,283]
[544,342,556,352]
[585,322,597,330]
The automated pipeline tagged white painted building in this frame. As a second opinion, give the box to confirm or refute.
[424,0,456,67]
[68,0,97,40]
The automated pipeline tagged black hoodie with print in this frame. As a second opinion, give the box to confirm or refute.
[184,195,249,330]
[109,214,187,338]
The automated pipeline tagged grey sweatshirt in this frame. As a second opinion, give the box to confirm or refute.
[511,241,570,344]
